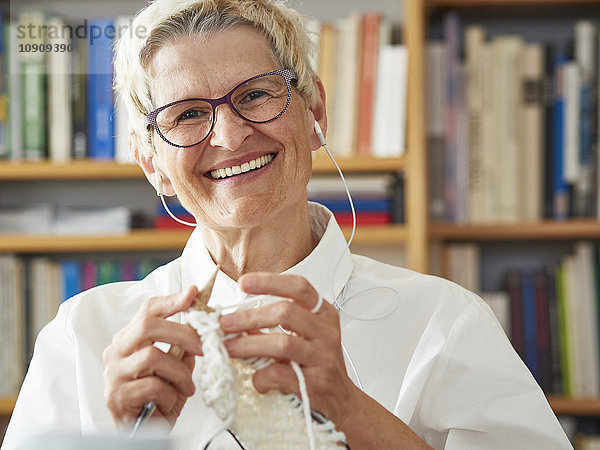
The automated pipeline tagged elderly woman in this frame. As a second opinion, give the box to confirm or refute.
[3,0,571,449]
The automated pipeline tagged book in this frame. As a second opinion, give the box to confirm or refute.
[563,61,581,201]
[47,16,72,163]
[442,12,460,222]
[506,271,525,361]
[0,13,7,159]
[19,10,47,160]
[553,56,569,220]
[356,12,382,155]
[317,22,338,152]
[465,26,485,223]
[8,21,22,161]
[520,44,545,221]
[372,45,408,157]
[71,31,88,159]
[425,41,446,222]
[492,35,523,222]
[62,260,82,301]
[574,21,597,217]
[331,13,361,156]
[534,270,553,393]
[87,18,115,159]
[521,270,538,382]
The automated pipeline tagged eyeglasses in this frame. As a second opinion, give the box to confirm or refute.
[145,69,297,148]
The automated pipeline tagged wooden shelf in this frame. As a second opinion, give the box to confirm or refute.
[429,220,600,241]
[0,225,406,253]
[0,156,404,180]
[0,396,16,415]
[428,0,600,6]
[0,160,144,180]
[548,396,600,416]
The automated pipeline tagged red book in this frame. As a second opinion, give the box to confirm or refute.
[356,13,382,155]
[154,216,196,229]
[334,211,391,226]
[506,271,525,361]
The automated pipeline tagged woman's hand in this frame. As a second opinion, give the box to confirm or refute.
[102,285,203,429]
[219,273,358,430]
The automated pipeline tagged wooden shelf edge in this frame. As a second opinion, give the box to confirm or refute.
[0,396,16,415]
[0,230,193,253]
[429,220,600,241]
[428,0,600,6]
[0,160,143,180]
[548,396,600,416]
[0,156,405,180]
[0,225,407,253]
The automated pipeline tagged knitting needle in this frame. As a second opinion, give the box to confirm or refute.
[130,266,219,437]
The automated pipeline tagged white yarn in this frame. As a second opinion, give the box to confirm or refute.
[183,307,346,449]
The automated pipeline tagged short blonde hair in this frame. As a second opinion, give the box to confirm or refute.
[114,0,319,157]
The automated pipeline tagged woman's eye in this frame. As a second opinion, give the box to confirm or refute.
[244,90,269,102]
[179,109,209,121]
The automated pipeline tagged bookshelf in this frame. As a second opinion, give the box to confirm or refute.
[421,0,600,444]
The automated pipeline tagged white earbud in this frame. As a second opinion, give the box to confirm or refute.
[154,171,163,196]
[314,120,327,147]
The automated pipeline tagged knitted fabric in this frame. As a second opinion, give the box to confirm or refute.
[184,307,346,449]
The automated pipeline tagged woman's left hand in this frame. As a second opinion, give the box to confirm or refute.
[219,272,357,429]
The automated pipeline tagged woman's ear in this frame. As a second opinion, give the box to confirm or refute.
[131,133,176,196]
[308,77,328,151]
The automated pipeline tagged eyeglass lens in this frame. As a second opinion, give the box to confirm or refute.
[155,73,290,147]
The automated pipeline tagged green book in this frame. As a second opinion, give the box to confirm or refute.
[18,10,47,160]
[555,264,573,396]
[97,261,119,286]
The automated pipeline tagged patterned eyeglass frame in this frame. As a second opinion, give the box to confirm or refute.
[145,68,297,149]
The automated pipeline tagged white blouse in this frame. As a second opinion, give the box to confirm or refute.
[3,203,572,449]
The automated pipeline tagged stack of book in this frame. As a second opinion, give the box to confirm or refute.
[0,254,166,395]
[427,15,600,223]
[0,12,133,163]
[317,12,407,158]
[0,10,408,163]
[444,241,600,397]
[307,174,403,227]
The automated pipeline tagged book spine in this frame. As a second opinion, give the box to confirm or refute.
[356,13,381,155]
[506,271,525,361]
[72,35,88,159]
[0,14,7,159]
[522,271,538,381]
[553,57,569,220]
[87,18,115,160]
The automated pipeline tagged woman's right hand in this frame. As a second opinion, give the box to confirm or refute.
[102,285,203,429]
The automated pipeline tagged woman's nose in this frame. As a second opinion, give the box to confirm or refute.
[208,103,254,151]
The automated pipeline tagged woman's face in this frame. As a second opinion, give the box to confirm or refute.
[146,26,320,230]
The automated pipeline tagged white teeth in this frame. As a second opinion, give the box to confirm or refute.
[209,153,275,179]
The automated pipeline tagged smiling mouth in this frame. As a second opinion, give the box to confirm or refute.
[208,153,276,180]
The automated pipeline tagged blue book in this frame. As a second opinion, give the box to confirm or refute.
[87,18,115,159]
[522,270,538,381]
[552,56,568,220]
[312,197,391,213]
[62,260,82,301]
